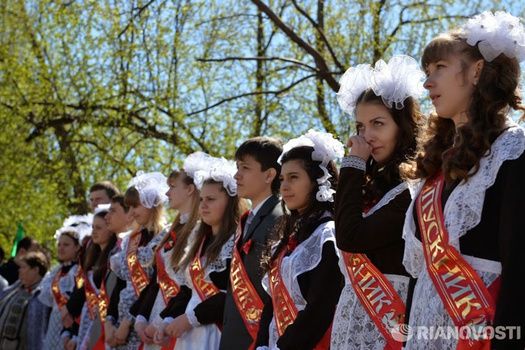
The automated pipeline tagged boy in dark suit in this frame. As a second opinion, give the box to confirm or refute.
[219,136,283,350]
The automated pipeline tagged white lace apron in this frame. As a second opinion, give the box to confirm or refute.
[402,124,525,350]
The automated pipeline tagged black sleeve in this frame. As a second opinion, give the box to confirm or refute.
[130,269,159,319]
[193,259,231,325]
[0,259,19,285]
[62,322,79,337]
[255,290,273,346]
[66,286,85,317]
[335,166,411,253]
[159,285,192,319]
[276,242,343,350]
[107,277,126,321]
[492,153,525,350]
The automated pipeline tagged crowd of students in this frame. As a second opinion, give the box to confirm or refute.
[0,10,524,350]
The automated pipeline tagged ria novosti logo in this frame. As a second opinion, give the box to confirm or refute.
[390,323,413,342]
[390,324,522,342]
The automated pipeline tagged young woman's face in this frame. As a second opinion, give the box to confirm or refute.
[129,204,152,226]
[166,176,194,210]
[355,102,400,165]
[423,54,480,122]
[18,261,40,288]
[199,183,229,230]
[91,216,113,246]
[57,234,80,262]
[280,159,314,213]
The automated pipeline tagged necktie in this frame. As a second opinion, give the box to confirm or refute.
[243,210,255,238]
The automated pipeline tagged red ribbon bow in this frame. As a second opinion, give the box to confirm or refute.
[242,239,253,255]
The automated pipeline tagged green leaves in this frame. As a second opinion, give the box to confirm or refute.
[0,0,523,255]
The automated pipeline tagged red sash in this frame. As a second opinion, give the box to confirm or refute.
[84,273,99,319]
[416,173,497,349]
[98,277,109,322]
[230,212,264,350]
[90,276,110,349]
[189,236,221,329]
[75,265,85,289]
[51,269,69,309]
[156,229,180,304]
[342,252,405,350]
[269,247,331,350]
[127,230,150,296]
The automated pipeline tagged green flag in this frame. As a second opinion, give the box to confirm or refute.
[10,223,25,257]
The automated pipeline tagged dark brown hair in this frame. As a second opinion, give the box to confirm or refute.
[401,31,525,182]
[111,194,130,213]
[235,136,284,194]
[90,181,120,199]
[262,146,338,270]
[356,89,422,207]
[20,251,50,277]
[84,210,117,285]
[181,179,245,268]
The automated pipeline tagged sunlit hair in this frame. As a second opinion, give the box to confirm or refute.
[124,186,165,234]
[180,179,246,269]
[401,30,525,182]
[262,146,338,270]
[150,170,201,269]
[356,89,422,207]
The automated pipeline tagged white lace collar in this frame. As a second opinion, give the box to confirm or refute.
[180,212,190,224]
[403,124,525,277]
[363,182,408,218]
[186,222,235,280]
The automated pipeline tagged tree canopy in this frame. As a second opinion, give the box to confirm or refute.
[0,0,522,253]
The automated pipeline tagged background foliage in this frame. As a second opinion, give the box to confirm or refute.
[0,0,523,254]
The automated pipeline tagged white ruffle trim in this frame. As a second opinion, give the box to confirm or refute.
[403,124,525,277]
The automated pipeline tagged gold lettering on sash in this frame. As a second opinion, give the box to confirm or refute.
[126,230,150,296]
[343,251,406,350]
[416,173,498,349]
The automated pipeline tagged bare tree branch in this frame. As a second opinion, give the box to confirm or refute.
[196,56,318,72]
[71,138,136,176]
[290,0,344,71]
[187,73,317,116]
[250,0,340,91]
[195,13,259,26]
[118,0,158,38]
[383,10,472,54]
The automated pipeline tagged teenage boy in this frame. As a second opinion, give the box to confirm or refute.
[89,181,120,212]
[220,136,283,350]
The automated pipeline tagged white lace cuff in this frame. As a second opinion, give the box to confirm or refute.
[341,156,366,171]
[162,317,174,325]
[61,331,72,340]
[135,315,148,324]
[186,309,201,328]
[105,315,116,326]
